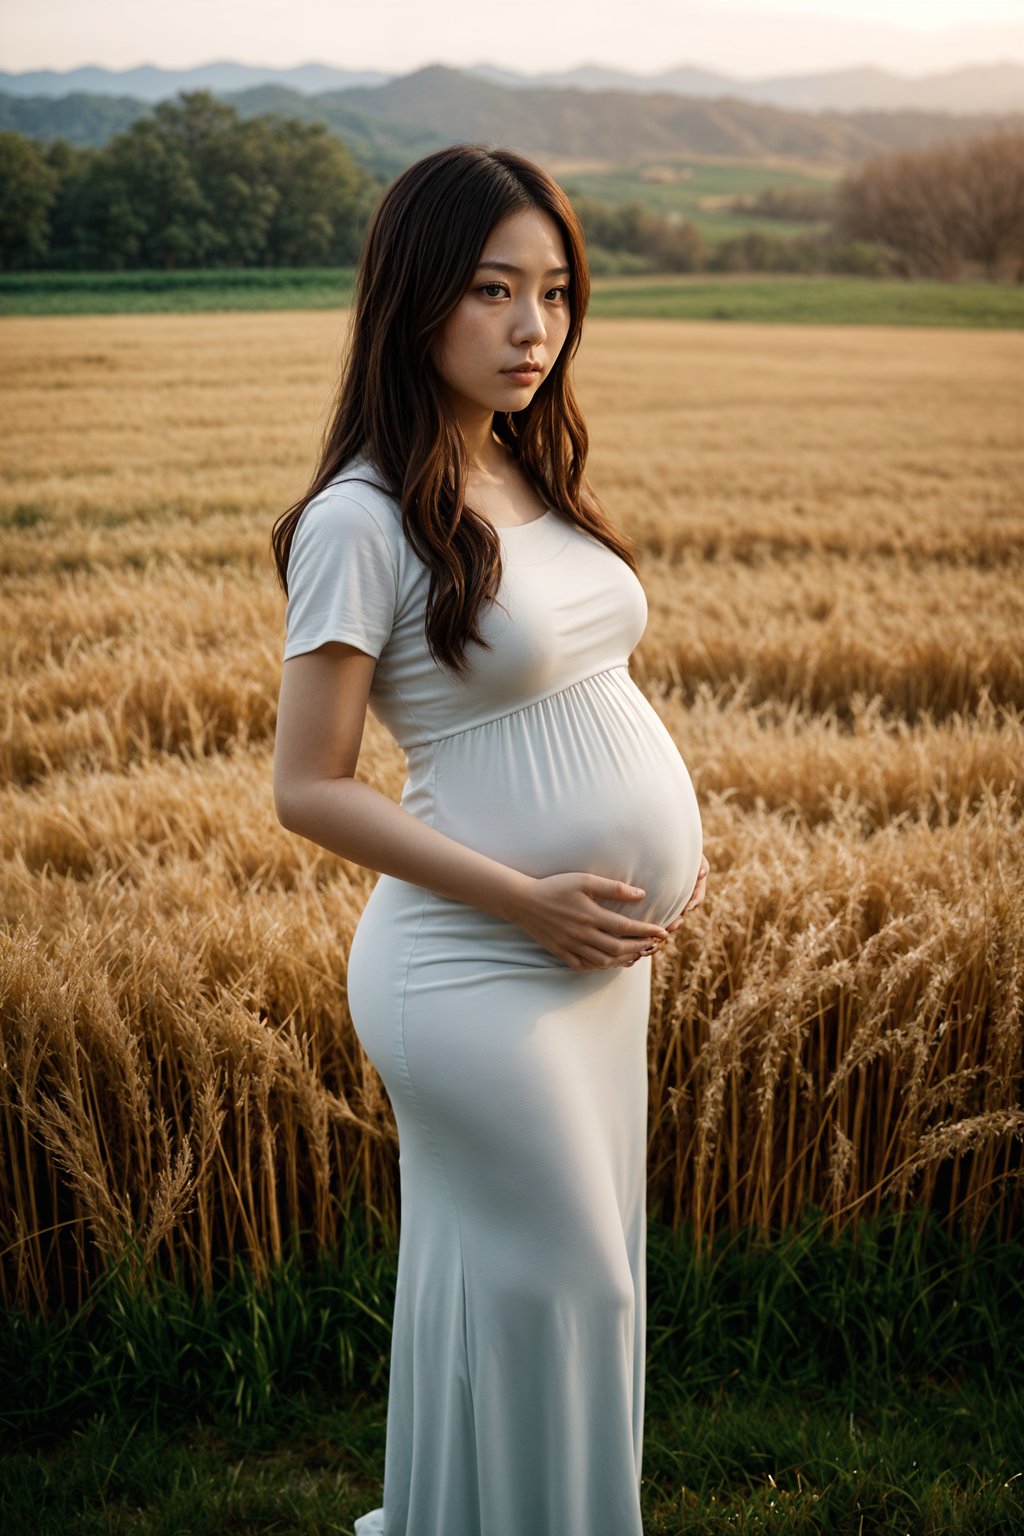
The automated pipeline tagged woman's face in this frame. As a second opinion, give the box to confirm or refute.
[431,206,573,422]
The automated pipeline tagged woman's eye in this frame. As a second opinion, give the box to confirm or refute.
[476,282,569,302]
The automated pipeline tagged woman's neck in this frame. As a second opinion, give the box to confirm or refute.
[453,401,504,477]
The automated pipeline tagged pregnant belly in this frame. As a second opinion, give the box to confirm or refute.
[421,668,703,931]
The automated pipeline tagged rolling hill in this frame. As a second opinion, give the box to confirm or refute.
[1,64,1019,175]
[2,57,1021,114]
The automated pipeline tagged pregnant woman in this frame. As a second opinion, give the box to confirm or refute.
[271,144,709,1536]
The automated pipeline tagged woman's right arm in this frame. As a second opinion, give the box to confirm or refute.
[272,641,669,970]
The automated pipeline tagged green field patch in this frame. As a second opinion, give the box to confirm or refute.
[2,269,1020,326]
[588,274,1024,327]
[0,267,358,316]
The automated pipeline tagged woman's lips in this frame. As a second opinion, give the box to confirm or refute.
[501,367,542,384]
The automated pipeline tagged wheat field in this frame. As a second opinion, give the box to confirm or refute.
[1,311,1022,1316]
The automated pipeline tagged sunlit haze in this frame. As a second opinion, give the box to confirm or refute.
[2,0,1022,77]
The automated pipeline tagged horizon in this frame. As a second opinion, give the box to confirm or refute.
[6,53,1024,82]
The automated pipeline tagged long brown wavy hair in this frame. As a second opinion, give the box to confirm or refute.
[270,142,638,675]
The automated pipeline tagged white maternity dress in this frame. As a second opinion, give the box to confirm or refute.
[282,459,704,1536]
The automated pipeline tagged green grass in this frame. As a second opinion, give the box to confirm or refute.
[0,1396,386,1535]
[642,1377,1024,1534]
[2,1202,1022,1531]
[587,273,1024,327]
[3,1376,1021,1534]
[1,268,1021,326]
[0,267,358,316]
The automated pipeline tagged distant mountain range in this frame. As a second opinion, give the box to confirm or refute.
[0,62,389,102]
[2,64,1019,176]
[2,57,1023,115]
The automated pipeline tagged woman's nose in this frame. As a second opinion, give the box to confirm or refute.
[510,301,545,346]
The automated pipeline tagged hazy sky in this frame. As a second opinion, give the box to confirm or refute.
[2,0,1023,77]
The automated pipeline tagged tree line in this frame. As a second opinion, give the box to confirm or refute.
[0,93,379,271]
[0,92,1021,281]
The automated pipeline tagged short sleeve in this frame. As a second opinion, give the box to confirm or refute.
[283,489,399,662]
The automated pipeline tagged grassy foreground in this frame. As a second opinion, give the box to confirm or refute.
[3,1378,1021,1535]
[1,267,1022,326]
[2,1204,1023,1534]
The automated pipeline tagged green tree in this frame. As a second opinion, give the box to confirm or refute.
[41,140,103,269]
[16,92,380,271]
[147,94,277,266]
[256,114,378,266]
[102,111,220,268]
[573,195,707,274]
[0,132,58,269]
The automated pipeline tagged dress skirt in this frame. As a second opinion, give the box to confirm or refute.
[347,872,651,1536]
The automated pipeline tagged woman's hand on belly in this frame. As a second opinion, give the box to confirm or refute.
[506,872,671,971]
